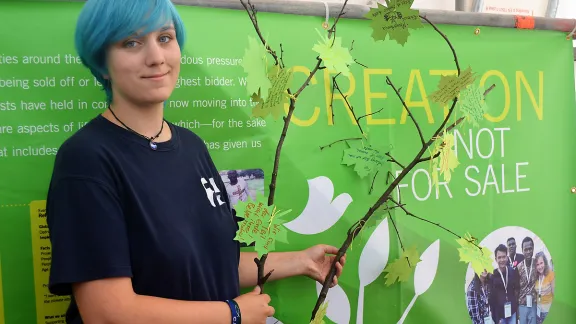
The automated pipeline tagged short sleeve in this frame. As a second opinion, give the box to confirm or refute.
[46,176,132,296]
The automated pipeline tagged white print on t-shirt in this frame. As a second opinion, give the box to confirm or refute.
[225,178,250,206]
[201,177,226,208]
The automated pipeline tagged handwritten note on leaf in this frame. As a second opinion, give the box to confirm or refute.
[364,0,423,45]
[240,36,272,100]
[312,29,354,76]
[429,66,476,107]
[456,233,493,276]
[430,132,459,190]
[458,84,488,128]
[383,246,421,286]
[342,145,385,178]
[233,193,291,258]
[251,65,293,120]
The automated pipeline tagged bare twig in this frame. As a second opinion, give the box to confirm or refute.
[368,170,380,194]
[386,76,426,146]
[319,137,363,150]
[279,43,285,68]
[386,152,405,169]
[387,209,409,267]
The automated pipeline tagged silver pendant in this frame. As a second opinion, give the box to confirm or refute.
[149,141,157,150]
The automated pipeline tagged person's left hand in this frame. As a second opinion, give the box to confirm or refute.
[300,244,346,288]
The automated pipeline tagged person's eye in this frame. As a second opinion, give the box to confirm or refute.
[123,40,138,48]
[159,35,172,43]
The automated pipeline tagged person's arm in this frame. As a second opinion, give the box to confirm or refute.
[73,277,231,324]
[238,245,344,288]
[238,251,306,288]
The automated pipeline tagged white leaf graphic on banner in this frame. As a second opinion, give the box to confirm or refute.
[315,282,351,324]
[284,176,352,235]
[397,239,440,324]
[357,217,390,324]
[266,317,283,324]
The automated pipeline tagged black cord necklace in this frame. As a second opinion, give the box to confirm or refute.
[108,106,166,150]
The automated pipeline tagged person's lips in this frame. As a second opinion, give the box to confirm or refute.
[143,72,169,80]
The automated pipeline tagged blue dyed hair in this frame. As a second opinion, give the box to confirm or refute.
[75,0,186,103]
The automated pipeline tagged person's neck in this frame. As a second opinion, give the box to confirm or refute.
[510,252,515,259]
[499,266,506,272]
[526,258,532,267]
[104,98,169,141]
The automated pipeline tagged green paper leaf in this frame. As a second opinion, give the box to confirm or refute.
[458,84,489,128]
[383,246,421,286]
[342,145,385,178]
[312,29,355,76]
[233,192,291,258]
[251,65,293,120]
[429,66,476,107]
[240,36,272,100]
[364,0,423,46]
[456,233,493,276]
[310,301,328,324]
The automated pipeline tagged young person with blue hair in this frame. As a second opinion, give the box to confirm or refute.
[45,0,345,323]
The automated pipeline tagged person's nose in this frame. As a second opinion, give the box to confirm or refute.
[145,41,165,67]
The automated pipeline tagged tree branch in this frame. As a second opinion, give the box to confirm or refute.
[386,76,426,146]
[240,0,351,294]
[310,13,463,321]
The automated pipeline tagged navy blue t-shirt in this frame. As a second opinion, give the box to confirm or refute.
[46,114,240,323]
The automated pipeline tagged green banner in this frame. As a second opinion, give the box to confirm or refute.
[1,1,575,324]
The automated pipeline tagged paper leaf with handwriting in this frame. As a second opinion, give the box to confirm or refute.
[233,192,291,258]
[456,233,493,276]
[251,65,293,120]
[429,66,476,107]
[383,246,421,286]
[364,0,423,46]
[310,301,328,324]
[458,84,488,128]
[342,144,385,179]
[241,35,272,100]
[429,131,459,190]
[312,29,354,77]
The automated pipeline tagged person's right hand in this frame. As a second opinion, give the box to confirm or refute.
[233,286,275,324]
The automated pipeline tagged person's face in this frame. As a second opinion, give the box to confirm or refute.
[228,173,238,183]
[507,239,516,255]
[522,241,534,260]
[496,250,507,269]
[536,257,545,274]
[480,270,488,280]
[105,24,180,106]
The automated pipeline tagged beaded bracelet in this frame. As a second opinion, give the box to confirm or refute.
[225,299,242,324]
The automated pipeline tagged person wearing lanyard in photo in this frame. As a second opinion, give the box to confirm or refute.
[490,244,519,324]
[506,237,524,270]
[534,251,554,324]
[466,270,493,324]
[517,237,538,324]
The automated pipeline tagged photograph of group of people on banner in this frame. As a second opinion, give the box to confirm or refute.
[465,233,555,324]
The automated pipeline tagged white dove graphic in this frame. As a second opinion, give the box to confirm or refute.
[283,176,352,235]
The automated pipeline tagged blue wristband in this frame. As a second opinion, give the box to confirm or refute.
[225,299,241,324]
